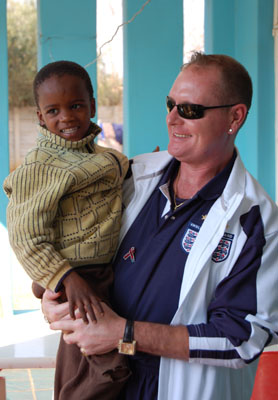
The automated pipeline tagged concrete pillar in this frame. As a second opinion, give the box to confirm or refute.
[123,0,183,157]
[205,0,275,200]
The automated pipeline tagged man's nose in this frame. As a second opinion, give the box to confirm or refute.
[166,106,181,124]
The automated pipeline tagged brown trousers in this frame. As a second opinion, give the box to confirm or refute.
[33,265,131,400]
[54,336,130,400]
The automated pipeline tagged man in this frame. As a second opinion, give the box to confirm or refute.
[46,52,278,400]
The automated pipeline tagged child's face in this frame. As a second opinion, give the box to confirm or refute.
[37,74,95,141]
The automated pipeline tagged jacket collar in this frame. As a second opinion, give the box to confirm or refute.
[131,150,173,180]
[159,150,237,204]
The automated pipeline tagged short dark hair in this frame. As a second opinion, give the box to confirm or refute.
[182,52,253,111]
[33,60,94,107]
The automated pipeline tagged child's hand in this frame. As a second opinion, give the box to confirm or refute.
[32,281,46,299]
[62,271,104,324]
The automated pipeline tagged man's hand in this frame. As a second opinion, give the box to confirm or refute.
[41,289,70,323]
[50,302,190,360]
[62,271,104,324]
[50,302,125,356]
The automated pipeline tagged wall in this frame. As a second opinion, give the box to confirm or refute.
[205,0,276,199]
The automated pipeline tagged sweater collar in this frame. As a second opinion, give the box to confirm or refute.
[38,122,101,150]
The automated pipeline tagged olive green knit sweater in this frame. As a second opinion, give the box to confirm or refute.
[3,123,129,291]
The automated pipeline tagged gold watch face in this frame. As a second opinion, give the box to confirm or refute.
[118,340,136,355]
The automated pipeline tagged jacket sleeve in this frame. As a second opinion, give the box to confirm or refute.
[4,162,75,290]
[187,205,278,368]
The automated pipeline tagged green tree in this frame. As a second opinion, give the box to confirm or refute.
[7,0,37,107]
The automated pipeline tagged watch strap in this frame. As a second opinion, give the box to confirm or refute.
[123,320,134,343]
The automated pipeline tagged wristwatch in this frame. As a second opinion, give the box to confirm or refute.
[118,320,136,355]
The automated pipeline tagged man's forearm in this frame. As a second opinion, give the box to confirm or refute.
[49,302,190,359]
[133,321,189,360]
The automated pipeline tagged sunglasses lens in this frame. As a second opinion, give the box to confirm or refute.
[166,97,204,119]
[166,98,175,113]
[178,104,203,119]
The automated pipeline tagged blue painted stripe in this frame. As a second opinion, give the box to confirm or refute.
[188,206,267,353]
[190,349,240,360]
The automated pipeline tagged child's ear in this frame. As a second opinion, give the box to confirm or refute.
[37,109,45,127]
[90,98,96,118]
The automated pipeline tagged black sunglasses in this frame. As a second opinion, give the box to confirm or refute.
[166,96,237,120]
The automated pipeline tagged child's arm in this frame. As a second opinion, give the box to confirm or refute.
[62,271,104,323]
[3,147,128,294]
[3,161,75,290]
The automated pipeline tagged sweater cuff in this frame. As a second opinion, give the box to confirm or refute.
[47,262,72,292]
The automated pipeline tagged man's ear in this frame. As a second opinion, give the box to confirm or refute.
[229,103,248,135]
[37,109,45,127]
[90,98,96,118]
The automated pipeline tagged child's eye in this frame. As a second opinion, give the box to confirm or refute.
[47,108,58,115]
[72,104,81,110]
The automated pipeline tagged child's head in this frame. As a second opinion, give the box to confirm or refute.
[33,61,96,141]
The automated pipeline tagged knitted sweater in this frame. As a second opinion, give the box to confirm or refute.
[3,123,129,291]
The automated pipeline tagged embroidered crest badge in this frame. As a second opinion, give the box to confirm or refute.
[212,232,234,263]
[181,222,200,253]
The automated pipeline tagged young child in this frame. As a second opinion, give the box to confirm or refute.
[3,60,130,399]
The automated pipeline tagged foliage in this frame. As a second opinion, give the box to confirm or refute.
[7,0,37,107]
[97,58,123,106]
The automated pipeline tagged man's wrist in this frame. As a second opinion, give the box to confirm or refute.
[118,319,137,355]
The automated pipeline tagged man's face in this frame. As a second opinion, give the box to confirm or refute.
[167,65,234,168]
[37,74,95,142]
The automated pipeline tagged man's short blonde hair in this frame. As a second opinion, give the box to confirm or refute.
[182,52,253,111]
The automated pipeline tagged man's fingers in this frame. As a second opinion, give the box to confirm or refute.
[57,302,71,315]
[43,289,61,301]
[62,330,73,335]
[62,331,75,345]
[50,319,75,332]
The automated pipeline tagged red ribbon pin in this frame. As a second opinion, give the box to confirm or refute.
[123,247,136,263]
